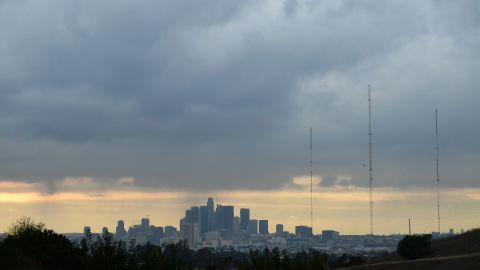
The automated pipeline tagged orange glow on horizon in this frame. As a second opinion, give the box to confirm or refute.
[1,179,480,234]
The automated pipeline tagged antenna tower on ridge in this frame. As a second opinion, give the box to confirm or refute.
[368,85,374,235]
[309,127,313,231]
[435,109,441,233]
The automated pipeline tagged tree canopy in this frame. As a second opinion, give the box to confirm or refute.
[397,234,432,260]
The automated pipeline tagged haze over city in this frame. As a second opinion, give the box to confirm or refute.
[0,0,479,236]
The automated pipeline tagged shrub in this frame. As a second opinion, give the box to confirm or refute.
[397,234,432,260]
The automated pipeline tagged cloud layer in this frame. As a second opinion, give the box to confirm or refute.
[0,0,479,191]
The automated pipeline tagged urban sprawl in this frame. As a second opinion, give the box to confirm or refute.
[74,198,456,256]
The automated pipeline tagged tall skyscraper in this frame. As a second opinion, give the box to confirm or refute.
[116,220,127,239]
[233,216,241,234]
[214,205,224,230]
[180,216,189,228]
[207,198,215,231]
[222,206,234,230]
[207,197,214,212]
[185,210,193,222]
[190,206,200,224]
[247,219,258,235]
[214,205,234,231]
[240,208,250,230]
[199,206,209,234]
[259,220,269,235]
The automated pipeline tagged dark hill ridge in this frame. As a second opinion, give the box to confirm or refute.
[340,229,480,270]
[340,253,480,270]
[430,229,480,257]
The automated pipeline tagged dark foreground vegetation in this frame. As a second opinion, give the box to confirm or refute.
[396,234,432,260]
[0,217,364,270]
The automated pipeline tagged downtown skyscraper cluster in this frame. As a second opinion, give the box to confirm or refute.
[85,197,314,249]
[179,198,273,246]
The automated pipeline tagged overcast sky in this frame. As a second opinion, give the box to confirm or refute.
[0,0,479,193]
[1,0,480,234]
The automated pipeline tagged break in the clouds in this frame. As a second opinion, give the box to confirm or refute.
[0,0,479,190]
[1,177,480,234]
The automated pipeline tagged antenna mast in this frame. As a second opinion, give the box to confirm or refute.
[435,109,440,233]
[368,85,374,235]
[309,127,313,231]
[409,218,411,235]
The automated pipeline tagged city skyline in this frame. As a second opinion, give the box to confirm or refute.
[72,197,410,255]
[0,1,480,236]
[1,187,478,235]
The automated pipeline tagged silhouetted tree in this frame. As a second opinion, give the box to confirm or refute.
[0,216,84,270]
[397,234,432,260]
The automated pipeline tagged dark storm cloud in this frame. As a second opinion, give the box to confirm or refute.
[0,0,479,190]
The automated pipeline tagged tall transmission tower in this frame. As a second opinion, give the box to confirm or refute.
[435,109,441,233]
[368,85,374,235]
[309,127,313,231]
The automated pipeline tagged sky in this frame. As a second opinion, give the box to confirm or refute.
[0,0,479,234]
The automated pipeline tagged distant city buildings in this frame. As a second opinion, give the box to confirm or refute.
[82,197,393,251]
[164,226,177,237]
[259,220,269,235]
[295,225,313,237]
[83,226,91,237]
[276,224,284,234]
[115,220,127,240]
[240,208,250,230]
[214,205,234,231]
[247,219,258,235]
[72,223,410,256]
[199,206,209,234]
[102,227,109,237]
[141,218,149,229]
[181,222,200,246]
[322,230,340,240]
[122,217,166,245]
[173,198,278,247]
[207,198,214,232]
[150,226,164,244]
[233,216,241,234]
[74,198,462,255]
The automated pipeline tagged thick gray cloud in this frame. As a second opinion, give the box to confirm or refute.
[0,0,479,190]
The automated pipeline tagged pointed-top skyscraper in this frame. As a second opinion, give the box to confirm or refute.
[207,198,214,212]
[207,197,215,232]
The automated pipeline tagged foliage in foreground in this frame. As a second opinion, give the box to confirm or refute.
[0,217,330,270]
[0,216,84,270]
[397,234,432,260]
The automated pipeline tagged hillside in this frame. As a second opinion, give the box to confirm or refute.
[339,229,480,270]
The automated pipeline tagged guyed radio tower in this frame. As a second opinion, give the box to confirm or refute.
[309,127,313,231]
[368,85,374,235]
[435,109,441,233]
